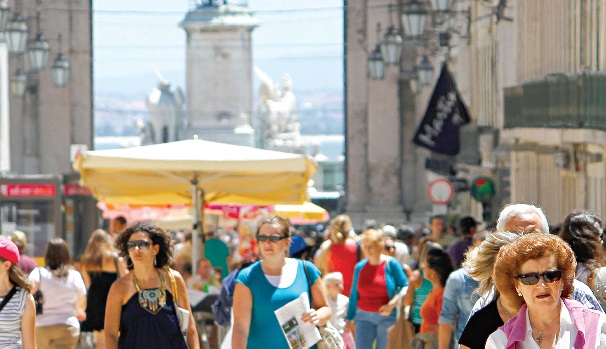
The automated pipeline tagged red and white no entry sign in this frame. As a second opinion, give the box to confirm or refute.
[427,178,454,205]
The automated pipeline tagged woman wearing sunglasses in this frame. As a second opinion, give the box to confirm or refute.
[232,215,332,349]
[105,223,199,349]
[486,233,606,348]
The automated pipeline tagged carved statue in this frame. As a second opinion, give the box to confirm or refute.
[254,67,300,148]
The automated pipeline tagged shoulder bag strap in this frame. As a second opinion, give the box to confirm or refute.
[166,267,179,305]
[302,260,312,305]
[113,254,120,277]
[0,286,17,313]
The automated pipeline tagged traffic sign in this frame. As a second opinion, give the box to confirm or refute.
[427,178,455,205]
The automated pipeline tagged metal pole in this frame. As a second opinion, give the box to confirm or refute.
[191,175,201,275]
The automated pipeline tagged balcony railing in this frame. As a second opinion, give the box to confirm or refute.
[504,72,606,130]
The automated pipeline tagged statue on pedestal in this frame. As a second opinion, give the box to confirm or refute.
[254,67,301,149]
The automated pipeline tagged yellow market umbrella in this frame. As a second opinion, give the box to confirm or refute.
[271,202,329,224]
[73,138,317,272]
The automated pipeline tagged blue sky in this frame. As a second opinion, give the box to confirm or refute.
[93,0,344,95]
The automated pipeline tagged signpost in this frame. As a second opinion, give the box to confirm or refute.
[427,178,454,215]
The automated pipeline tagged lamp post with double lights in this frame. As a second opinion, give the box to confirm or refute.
[2,3,72,174]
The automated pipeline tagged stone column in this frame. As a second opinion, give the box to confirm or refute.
[344,0,369,224]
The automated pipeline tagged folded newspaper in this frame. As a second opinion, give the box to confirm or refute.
[274,293,322,349]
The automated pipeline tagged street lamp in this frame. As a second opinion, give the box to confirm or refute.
[10,69,26,96]
[368,44,385,80]
[50,34,70,87]
[5,13,28,53]
[431,0,452,12]
[401,0,428,37]
[417,55,434,86]
[0,0,10,32]
[27,12,50,70]
[380,25,403,65]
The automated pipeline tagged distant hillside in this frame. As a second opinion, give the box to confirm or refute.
[94,58,343,96]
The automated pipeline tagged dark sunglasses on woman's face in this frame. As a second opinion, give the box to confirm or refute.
[515,270,562,285]
[384,245,395,251]
[257,234,288,242]
[127,240,151,251]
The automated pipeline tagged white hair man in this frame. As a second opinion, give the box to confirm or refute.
[467,203,603,317]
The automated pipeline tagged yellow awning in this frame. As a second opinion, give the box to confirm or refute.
[271,202,330,224]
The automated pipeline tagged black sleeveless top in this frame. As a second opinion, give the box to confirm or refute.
[118,290,187,349]
[80,270,119,331]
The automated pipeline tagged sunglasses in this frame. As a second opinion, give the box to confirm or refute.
[257,234,288,242]
[515,270,562,285]
[384,245,395,251]
[127,240,151,251]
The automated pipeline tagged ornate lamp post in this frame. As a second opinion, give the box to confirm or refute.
[417,54,434,86]
[401,0,428,37]
[431,0,452,12]
[27,13,50,70]
[368,44,385,80]
[0,0,10,32]
[5,13,28,53]
[380,25,403,65]
[50,34,70,87]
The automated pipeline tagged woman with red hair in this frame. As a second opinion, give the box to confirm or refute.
[486,233,606,348]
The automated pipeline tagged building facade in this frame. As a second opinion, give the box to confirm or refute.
[0,0,95,257]
[345,0,606,227]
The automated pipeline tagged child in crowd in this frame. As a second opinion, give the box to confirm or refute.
[323,272,355,349]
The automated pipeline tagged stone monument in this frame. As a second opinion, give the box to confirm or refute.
[180,0,258,147]
[254,67,305,154]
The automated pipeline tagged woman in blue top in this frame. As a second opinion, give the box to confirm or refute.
[232,215,332,349]
[345,229,409,349]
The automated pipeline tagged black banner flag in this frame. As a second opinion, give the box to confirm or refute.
[412,64,471,156]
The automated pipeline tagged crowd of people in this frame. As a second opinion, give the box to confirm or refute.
[4,203,606,348]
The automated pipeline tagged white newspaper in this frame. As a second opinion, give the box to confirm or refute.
[274,293,322,349]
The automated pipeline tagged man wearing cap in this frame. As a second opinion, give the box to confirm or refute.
[9,230,38,275]
[446,216,478,268]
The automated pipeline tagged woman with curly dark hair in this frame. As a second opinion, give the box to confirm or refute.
[105,223,198,349]
[559,211,606,289]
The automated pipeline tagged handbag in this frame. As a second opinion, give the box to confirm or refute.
[387,311,414,349]
[33,267,44,315]
[302,261,345,349]
[593,266,606,310]
[167,267,190,338]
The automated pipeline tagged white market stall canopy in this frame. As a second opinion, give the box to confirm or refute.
[73,139,317,207]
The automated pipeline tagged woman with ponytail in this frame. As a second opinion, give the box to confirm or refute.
[0,236,36,349]
[317,215,360,296]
